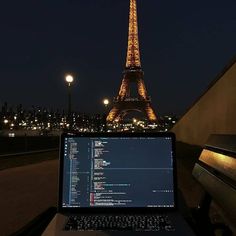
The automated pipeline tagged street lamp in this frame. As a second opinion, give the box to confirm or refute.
[103,98,109,108]
[103,98,110,132]
[65,74,74,86]
[103,98,110,116]
[65,74,74,128]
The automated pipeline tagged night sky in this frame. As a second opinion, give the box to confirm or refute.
[1,0,236,116]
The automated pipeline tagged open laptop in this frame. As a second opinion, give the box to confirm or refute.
[43,132,195,236]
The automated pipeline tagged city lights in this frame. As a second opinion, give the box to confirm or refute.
[0,102,177,134]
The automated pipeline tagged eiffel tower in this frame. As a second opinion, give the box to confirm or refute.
[107,0,157,123]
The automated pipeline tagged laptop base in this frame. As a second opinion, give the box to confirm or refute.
[42,212,196,236]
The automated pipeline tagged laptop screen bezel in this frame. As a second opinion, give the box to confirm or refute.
[58,132,178,214]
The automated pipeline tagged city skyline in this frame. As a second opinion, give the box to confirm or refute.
[0,101,177,133]
[1,0,236,116]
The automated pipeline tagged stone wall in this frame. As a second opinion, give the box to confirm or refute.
[172,59,236,146]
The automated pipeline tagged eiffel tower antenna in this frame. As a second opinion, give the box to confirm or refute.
[107,0,158,123]
[126,0,141,69]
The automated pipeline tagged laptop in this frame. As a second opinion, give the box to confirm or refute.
[43,132,196,236]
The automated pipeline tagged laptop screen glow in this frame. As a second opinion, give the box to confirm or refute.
[62,136,175,208]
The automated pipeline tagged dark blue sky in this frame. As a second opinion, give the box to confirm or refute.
[0,0,236,115]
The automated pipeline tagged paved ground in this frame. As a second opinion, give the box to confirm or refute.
[0,160,58,236]
[0,150,58,171]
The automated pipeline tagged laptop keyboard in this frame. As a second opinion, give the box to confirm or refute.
[64,214,175,231]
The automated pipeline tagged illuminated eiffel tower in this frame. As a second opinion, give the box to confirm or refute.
[107,0,157,123]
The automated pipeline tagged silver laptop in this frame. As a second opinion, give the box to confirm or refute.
[43,132,195,236]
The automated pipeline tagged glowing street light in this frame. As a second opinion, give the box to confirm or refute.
[65,74,74,85]
[103,98,110,107]
[65,74,74,120]
[103,98,110,116]
[103,98,110,132]
[3,119,9,124]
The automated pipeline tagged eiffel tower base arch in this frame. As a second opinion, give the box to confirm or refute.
[107,100,157,123]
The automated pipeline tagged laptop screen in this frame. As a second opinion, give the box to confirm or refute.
[61,133,175,209]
